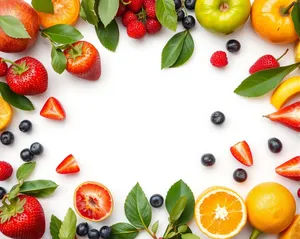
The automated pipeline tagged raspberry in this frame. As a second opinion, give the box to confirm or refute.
[124,0,144,13]
[210,51,228,68]
[116,1,127,17]
[146,18,161,34]
[0,161,13,181]
[122,11,138,27]
[127,20,146,39]
[0,58,8,77]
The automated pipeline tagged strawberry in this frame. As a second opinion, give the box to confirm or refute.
[249,49,289,74]
[276,156,300,181]
[230,141,253,167]
[116,1,127,16]
[264,101,300,132]
[64,41,101,81]
[146,18,162,34]
[0,161,13,181]
[210,51,228,68]
[124,0,144,13]
[0,58,8,77]
[144,0,156,18]
[5,57,48,95]
[122,11,138,27]
[56,154,80,174]
[127,20,147,39]
[40,97,66,120]
[0,195,45,239]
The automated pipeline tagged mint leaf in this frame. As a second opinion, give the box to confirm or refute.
[0,82,34,111]
[156,0,177,31]
[98,0,119,27]
[292,1,300,37]
[181,234,200,239]
[125,183,152,229]
[16,162,36,181]
[151,221,159,234]
[172,31,194,68]
[0,16,31,39]
[51,47,67,74]
[42,24,83,44]
[32,0,54,14]
[111,223,139,239]
[169,196,187,223]
[50,215,62,239]
[95,20,119,52]
[59,208,77,239]
[82,0,99,25]
[19,180,58,198]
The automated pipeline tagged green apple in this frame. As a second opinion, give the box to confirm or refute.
[195,0,251,35]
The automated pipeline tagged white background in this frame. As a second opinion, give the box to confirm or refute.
[1,0,300,238]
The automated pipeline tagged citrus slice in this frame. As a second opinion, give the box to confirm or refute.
[74,182,113,222]
[279,215,300,239]
[0,97,12,131]
[194,186,247,239]
[37,0,80,28]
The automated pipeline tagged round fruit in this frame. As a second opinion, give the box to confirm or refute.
[20,148,34,162]
[185,0,196,10]
[195,0,251,34]
[76,222,89,237]
[201,154,216,167]
[74,182,113,222]
[233,168,247,182]
[268,138,283,153]
[150,194,164,208]
[211,111,225,125]
[0,161,13,181]
[19,120,32,132]
[0,131,14,145]
[174,0,182,9]
[226,39,241,53]
[99,226,112,239]
[298,188,300,198]
[0,0,40,53]
[279,215,300,239]
[195,186,247,239]
[177,10,185,21]
[182,15,196,30]
[0,187,6,199]
[30,142,44,156]
[88,229,100,239]
[0,97,12,131]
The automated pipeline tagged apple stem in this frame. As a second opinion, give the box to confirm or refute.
[250,229,262,239]
[281,2,295,15]
[277,48,289,61]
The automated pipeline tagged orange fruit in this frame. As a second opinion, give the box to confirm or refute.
[279,215,300,239]
[74,182,113,222]
[0,97,12,131]
[194,186,247,239]
[37,0,80,28]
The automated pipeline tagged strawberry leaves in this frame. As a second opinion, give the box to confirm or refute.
[0,16,31,39]
[16,162,36,181]
[156,0,177,31]
[98,0,119,27]
[81,0,99,25]
[31,0,54,14]
[51,47,67,74]
[95,20,119,52]
[50,215,62,239]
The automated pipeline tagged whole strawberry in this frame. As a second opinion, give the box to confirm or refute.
[116,1,126,16]
[210,51,228,68]
[5,57,48,95]
[0,58,8,77]
[0,161,12,181]
[0,195,45,239]
[64,41,101,81]
[127,20,147,39]
[124,0,144,13]
[146,18,162,34]
[144,0,156,18]
[122,11,138,27]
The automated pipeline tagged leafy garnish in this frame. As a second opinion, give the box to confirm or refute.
[181,233,201,239]
[16,162,36,181]
[51,47,67,74]
[58,208,77,239]
[18,180,58,198]
[98,0,119,27]
[0,16,31,39]
[156,0,177,31]
[172,31,194,68]
[50,215,62,239]
[169,196,187,223]
[95,20,119,52]
[292,1,300,37]
[111,223,140,239]
[82,0,99,25]
[151,221,159,234]
[31,0,54,14]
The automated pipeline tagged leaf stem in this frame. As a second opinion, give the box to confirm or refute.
[276,48,289,61]
[163,223,174,238]
[145,227,157,239]
[281,1,295,15]
[1,58,23,71]
[249,229,262,239]
[1,196,13,211]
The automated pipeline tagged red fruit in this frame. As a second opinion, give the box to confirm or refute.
[64,41,101,81]
[146,18,162,34]
[56,154,80,174]
[124,0,144,13]
[276,156,300,181]
[210,51,228,68]
[40,97,66,120]
[230,141,253,167]
[297,188,300,198]
[122,11,138,27]
[144,0,156,18]
[6,57,48,95]
[116,1,127,16]
[0,0,40,53]
[127,20,146,39]
[0,58,8,77]
[0,195,45,239]
[0,161,13,181]
[144,0,155,8]
[265,101,300,132]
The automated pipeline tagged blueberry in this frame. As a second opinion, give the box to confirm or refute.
[76,222,89,236]
[211,111,226,125]
[99,226,112,239]
[19,120,32,132]
[226,39,241,53]
[174,0,182,9]
[0,131,14,145]
[268,138,283,153]
[185,0,196,10]
[30,142,44,155]
[177,10,185,21]
[150,194,164,208]
[201,154,216,167]
[20,148,34,162]
[233,169,247,183]
[0,187,6,199]
[182,15,195,30]
[88,229,100,239]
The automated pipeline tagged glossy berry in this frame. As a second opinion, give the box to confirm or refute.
[0,131,14,145]
[30,142,44,155]
[185,0,196,10]
[210,51,228,68]
[0,58,8,77]
[99,226,112,239]
[20,148,34,162]
[177,10,185,21]
[19,119,32,132]
[268,138,283,153]
[233,169,247,183]
[0,187,6,199]
[297,188,300,198]
[226,39,241,53]
[127,20,146,39]
[0,161,13,181]
[150,194,164,208]
[182,15,195,30]
[76,222,89,236]
[174,0,182,9]
[122,11,137,27]
[146,18,162,34]
[211,111,226,125]
[116,2,126,17]
[201,154,216,167]
[88,229,100,239]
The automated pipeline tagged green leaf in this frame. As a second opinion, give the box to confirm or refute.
[16,162,36,181]
[58,208,77,239]
[32,0,54,14]
[51,47,67,74]
[167,232,177,238]
[0,16,31,39]
[19,180,58,198]
[156,0,177,31]
[0,82,34,111]
[169,196,187,223]
[161,31,186,69]
[181,234,200,239]
[82,0,99,25]
[292,1,300,37]
[42,24,83,44]
[234,62,300,97]
[111,223,139,239]
[172,31,194,68]
[98,0,119,27]
[178,225,188,233]
[125,183,152,229]
[50,215,62,239]
[8,184,21,200]
[95,20,119,52]
[166,180,195,225]
[151,221,159,234]
[80,5,87,21]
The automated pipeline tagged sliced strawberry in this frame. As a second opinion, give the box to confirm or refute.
[276,156,300,181]
[230,141,253,167]
[56,154,80,174]
[40,97,66,120]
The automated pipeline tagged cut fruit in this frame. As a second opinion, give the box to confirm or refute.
[230,141,253,167]
[195,186,247,239]
[56,154,80,174]
[271,76,300,109]
[40,97,66,120]
[279,215,300,239]
[0,97,12,131]
[37,0,80,28]
[276,156,300,181]
[74,182,113,222]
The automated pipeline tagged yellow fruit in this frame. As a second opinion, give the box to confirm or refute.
[295,41,300,62]
[271,76,300,109]
[0,97,12,131]
[194,186,247,239]
[279,215,300,239]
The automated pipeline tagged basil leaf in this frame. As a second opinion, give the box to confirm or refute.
[19,180,58,198]
[50,215,62,239]
[156,0,177,31]
[32,0,54,14]
[0,82,34,111]
[151,221,159,234]
[292,1,300,37]
[17,162,36,181]
[51,47,67,74]
[95,20,119,52]
[166,180,195,225]
[172,31,194,68]
[125,183,152,229]
[98,0,119,27]
[111,223,139,239]
[169,196,187,223]
[82,0,99,25]
[59,208,77,239]
[181,234,200,239]
[234,62,300,97]
[0,16,31,39]
[42,24,83,44]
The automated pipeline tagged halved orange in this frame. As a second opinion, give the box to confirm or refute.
[194,186,247,239]
[279,215,300,239]
[37,0,80,28]
[74,181,113,222]
[0,97,12,131]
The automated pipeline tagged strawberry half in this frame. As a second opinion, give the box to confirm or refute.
[40,97,66,120]
[276,156,300,181]
[56,154,80,174]
[230,141,253,167]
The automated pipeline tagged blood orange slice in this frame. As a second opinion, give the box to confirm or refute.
[74,182,113,222]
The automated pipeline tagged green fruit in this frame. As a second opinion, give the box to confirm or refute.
[195,0,251,35]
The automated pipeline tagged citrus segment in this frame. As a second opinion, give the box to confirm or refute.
[0,97,12,131]
[279,215,300,239]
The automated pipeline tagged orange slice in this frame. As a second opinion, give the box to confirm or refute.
[279,215,300,239]
[0,97,12,131]
[37,0,80,28]
[194,186,247,239]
